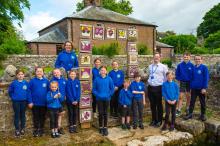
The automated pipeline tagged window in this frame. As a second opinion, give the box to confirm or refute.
[56,45,63,55]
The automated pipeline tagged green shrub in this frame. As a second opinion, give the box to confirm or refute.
[0,53,7,69]
[92,43,119,58]
[190,47,209,54]
[161,59,172,68]
[213,48,220,54]
[137,44,151,55]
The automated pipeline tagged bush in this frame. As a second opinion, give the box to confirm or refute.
[190,47,209,54]
[213,48,220,54]
[92,42,119,58]
[161,59,172,68]
[137,44,151,55]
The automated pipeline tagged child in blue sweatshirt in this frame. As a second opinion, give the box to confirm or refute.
[162,71,179,131]
[55,41,79,72]
[66,70,81,133]
[109,61,124,117]
[175,52,194,116]
[8,69,29,137]
[130,72,146,129]
[184,55,209,121]
[50,68,66,135]
[92,66,114,136]
[47,81,63,138]
[92,58,101,114]
[119,78,132,130]
[28,67,49,137]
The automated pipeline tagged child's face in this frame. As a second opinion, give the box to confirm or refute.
[69,72,76,80]
[195,56,202,65]
[65,42,72,52]
[95,60,101,68]
[123,81,130,89]
[167,74,173,82]
[50,83,58,92]
[16,72,24,80]
[100,67,107,77]
[112,62,118,70]
[135,76,141,82]
[36,68,44,78]
[53,69,61,78]
[183,55,190,62]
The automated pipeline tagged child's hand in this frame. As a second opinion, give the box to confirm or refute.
[123,105,127,108]
[72,101,78,105]
[172,100,176,104]
[115,87,118,91]
[143,101,146,106]
[54,93,61,98]
[167,100,172,104]
[28,103,33,109]
[201,89,206,94]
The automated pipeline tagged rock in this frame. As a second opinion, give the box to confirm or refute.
[144,135,169,146]
[205,119,220,134]
[127,139,145,146]
[175,119,205,136]
[92,117,120,128]
[107,127,134,141]
[1,65,17,82]
[163,131,193,145]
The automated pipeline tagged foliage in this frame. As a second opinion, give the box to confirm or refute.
[137,44,151,55]
[92,42,120,58]
[160,34,197,54]
[161,59,172,68]
[157,30,176,40]
[197,3,220,38]
[76,0,133,15]
[213,48,220,54]
[204,31,220,49]
[190,47,209,55]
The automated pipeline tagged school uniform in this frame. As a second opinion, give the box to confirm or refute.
[28,77,49,134]
[109,69,124,116]
[66,78,81,127]
[162,81,179,126]
[8,80,29,131]
[130,81,145,127]
[55,50,79,72]
[92,67,100,113]
[118,88,132,117]
[47,90,63,129]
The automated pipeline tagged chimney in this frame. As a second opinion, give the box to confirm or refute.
[84,0,102,7]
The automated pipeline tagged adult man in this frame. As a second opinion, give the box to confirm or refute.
[148,52,168,127]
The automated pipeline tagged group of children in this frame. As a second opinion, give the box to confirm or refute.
[8,52,209,138]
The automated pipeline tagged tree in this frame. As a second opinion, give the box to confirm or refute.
[157,30,176,40]
[197,3,220,38]
[160,34,197,54]
[76,0,133,16]
[204,31,220,49]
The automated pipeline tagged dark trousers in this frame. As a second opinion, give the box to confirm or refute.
[120,105,131,117]
[67,103,79,126]
[92,94,97,113]
[12,101,27,130]
[189,89,206,115]
[132,99,143,125]
[32,106,47,130]
[110,86,122,115]
[49,109,59,129]
[165,101,176,125]
[148,85,163,123]
[97,100,109,127]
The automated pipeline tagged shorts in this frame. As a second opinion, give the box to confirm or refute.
[120,105,131,117]
[180,81,190,92]
[58,102,65,113]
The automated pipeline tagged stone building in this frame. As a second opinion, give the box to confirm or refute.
[27,0,158,55]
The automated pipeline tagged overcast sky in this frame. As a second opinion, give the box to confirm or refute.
[18,0,220,41]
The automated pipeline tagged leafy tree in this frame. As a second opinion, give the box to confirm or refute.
[204,31,220,49]
[76,0,133,15]
[157,30,176,40]
[160,34,197,54]
[197,3,220,38]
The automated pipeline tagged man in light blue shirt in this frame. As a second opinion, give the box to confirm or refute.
[148,52,168,127]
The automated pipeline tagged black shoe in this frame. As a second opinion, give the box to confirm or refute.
[169,125,175,131]
[72,126,78,133]
[58,128,65,135]
[133,124,137,129]
[15,130,20,138]
[103,128,108,136]
[161,124,168,131]
[155,121,162,127]
[38,129,43,137]
[51,132,56,138]
[139,123,144,129]
[69,126,74,133]
[55,132,60,138]
[126,123,131,130]
[184,114,193,120]
[149,121,156,126]
[33,130,39,137]
[121,124,126,130]
[99,127,103,135]
[199,115,207,121]
[20,129,25,135]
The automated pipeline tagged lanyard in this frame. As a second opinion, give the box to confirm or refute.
[151,65,158,75]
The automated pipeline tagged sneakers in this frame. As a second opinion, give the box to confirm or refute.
[55,132,60,138]
[126,124,131,130]
[72,126,78,133]
[121,124,126,130]
[15,130,20,138]
[133,124,137,129]
[149,121,156,127]
[20,129,25,136]
[58,127,65,135]
[103,128,108,136]
[139,123,144,129]
[69,126,77,133]
[185,108,190,115]
[99,127,103,135]
[176,110,181,117]
[33,129,39,137]
[38,129,43,137]
[184,114,193,120]
[51,132,56,138]
[161,124,168,131]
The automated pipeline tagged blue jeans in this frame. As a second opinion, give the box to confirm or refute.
[12,101,27,130]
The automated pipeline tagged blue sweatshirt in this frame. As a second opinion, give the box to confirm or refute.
[162,81,179,101]
[92,67,100,82]
[50,76,66,102]
[109,70,124,87]
[46,90,63,109]
[176,61,194,82]
[55,50,79,71]
[130,81,145,101]
[8,80,29,101]
[92,76,115,101]
[190,64,209,89]
[66,78,81,103]
[118,88,132,106]
[28,77,49,106]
